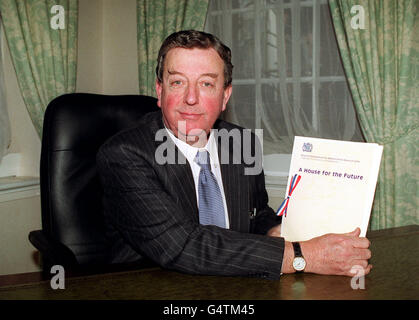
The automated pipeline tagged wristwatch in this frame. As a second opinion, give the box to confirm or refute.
[292,242,306,272]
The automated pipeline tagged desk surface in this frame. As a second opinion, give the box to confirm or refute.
[0,225,418,300]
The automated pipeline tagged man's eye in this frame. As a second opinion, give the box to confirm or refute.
[202,82,213,87]
[171,80,182,86]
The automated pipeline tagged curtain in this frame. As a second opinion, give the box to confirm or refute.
[329,0,418,229]
[137,0,209,96]
[0,20,11,161]
[205,0,364,155]
[0,0,78,138]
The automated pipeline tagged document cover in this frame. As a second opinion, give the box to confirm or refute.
[279,136,383,242]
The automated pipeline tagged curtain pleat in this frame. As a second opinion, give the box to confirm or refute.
[0,20,11,161]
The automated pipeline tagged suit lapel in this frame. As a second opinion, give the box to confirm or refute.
[149,112,199,222]
[215,121,250,232]
[167,148,199,222]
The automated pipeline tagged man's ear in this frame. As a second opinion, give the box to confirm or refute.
[222,85,232,112]
[155,80,162,108]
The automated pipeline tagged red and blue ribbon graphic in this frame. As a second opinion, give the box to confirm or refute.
[276,174,301,217]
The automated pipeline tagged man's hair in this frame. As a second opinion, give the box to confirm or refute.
[156,30,233,88]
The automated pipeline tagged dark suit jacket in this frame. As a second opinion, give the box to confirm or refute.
[97,111,285,279]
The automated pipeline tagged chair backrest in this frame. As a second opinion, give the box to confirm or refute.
[40,93,158,266]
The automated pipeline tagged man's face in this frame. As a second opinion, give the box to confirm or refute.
[156,47,232,144]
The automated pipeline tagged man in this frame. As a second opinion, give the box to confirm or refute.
[97,30,372,279]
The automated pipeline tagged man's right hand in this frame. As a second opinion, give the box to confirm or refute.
[300,228,372,276]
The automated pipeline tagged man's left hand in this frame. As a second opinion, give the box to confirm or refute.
[267,224,282,237]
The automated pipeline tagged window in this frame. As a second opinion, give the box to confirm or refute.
[205,0,364,159]
[0,18,11,163]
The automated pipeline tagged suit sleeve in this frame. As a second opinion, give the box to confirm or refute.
[245,129,282,235]
[97,135,285,280]
[252,169,282,235]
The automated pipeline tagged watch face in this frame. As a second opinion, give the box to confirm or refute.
[293,257,306,271]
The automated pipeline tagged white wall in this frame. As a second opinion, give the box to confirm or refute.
[76,0,139,94]
[102,0,139,94]
[0,196,41,275]
[76,0,104,93]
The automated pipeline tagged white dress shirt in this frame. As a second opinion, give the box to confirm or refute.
[165,128,230,229]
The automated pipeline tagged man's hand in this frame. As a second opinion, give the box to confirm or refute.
[301,228,372,276]
[267,224,281,237]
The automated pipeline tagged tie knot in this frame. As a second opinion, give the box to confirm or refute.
[195,150,211,170]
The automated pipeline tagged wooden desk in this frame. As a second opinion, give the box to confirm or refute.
[0,225,417,300]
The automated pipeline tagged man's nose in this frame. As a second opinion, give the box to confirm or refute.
[185,84,198,105]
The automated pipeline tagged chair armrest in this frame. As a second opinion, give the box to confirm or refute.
[28,230,79,270]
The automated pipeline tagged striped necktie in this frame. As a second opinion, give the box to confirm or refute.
[194,150,226,228]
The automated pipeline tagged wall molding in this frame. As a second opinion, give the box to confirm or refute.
[0,176,40,203]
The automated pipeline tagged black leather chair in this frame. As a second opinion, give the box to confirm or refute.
[29,93,159,276]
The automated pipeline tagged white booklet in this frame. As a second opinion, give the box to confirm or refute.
[279,136,383,242]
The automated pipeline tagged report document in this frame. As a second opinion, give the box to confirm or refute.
[279,136,383,242]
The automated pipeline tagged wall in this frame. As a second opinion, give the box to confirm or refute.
[76,0,104,93]
[76,0,139,94]
[0,195,41,275]
[102,0,139,94]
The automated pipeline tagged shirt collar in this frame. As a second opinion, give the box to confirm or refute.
[165,127,219,165]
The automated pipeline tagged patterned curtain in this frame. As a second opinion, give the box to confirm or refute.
[329,0,418,229]
[0,0,78,137]
[0,19,11,161]
[137,0,209,96]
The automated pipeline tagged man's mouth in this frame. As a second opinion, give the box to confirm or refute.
[179,112,202,120]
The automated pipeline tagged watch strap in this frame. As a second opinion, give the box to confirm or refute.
[292,242,303,258]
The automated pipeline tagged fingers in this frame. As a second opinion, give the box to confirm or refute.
[348,263,372,277]
[344,227,360,237]
[332,232,372,276]
[365,264,373,275]
[346,244,372,277]
[353,247,371,260]
[352,237,370,249]
[345,245,371,276]
[342,228,370,248]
